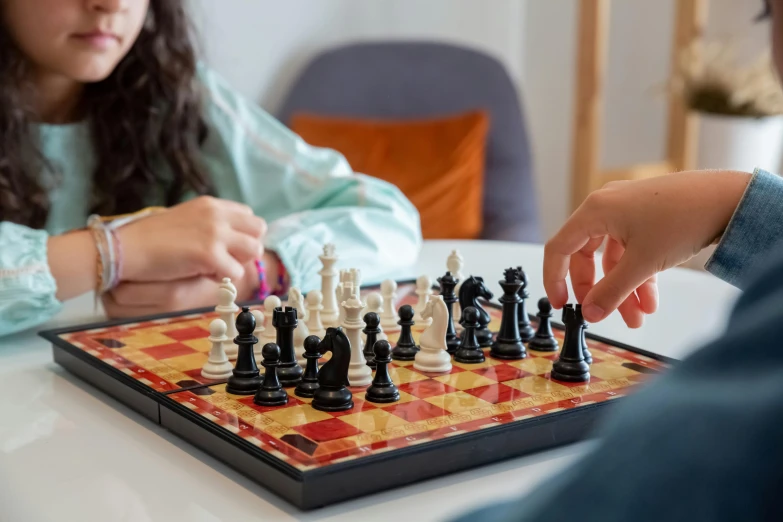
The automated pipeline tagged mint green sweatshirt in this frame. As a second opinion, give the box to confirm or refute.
[0,66,422,336]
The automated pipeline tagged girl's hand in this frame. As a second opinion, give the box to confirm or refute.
[543,170,751,327]
[117,196,266,284]
[102,255,268,318]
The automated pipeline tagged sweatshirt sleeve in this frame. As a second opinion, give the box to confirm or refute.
[194,65,423,291]
[705,168,783,289]
[0,222,60,336]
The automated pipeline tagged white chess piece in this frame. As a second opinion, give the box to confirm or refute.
[447,250,465,330]
[413,274,433,326]
[349,268,362,298]
[380,279,401,332]
[318,244,339,327]
[362,291,387,341]
[342,296,372,387]
[216,277,239,360]
[286,286,308,322]
[201,319,234,379]
[305,290,326,338]
[251,309,265,363]
[258,295,281,349]
[337,281,353,328]
[414,296,452,373]
[285,287,309,367]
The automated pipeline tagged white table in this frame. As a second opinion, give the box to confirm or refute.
[0,240,740,522]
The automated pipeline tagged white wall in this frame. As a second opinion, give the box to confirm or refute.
[188,0,525,111]
[188,0,774,241]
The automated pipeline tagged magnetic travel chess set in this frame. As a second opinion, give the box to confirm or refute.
[39,245,674,510]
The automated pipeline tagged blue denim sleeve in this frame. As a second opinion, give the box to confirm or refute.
[705,168,783,288]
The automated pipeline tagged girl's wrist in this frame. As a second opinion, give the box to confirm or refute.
[253,251,288,301]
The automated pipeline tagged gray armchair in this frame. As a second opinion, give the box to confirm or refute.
[277,41,541,243]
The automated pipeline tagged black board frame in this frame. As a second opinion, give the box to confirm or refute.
[39,280,676,510]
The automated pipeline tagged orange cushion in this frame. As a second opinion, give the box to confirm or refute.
[290,110,489,240]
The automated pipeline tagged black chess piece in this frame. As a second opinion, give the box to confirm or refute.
[391,304,419,361]
[226,307,263,395]
[551,304,590,382]
[491,268,526,360]
[437,271,461,354]
[253,342,289,406]
[365,340,400,403]
[274,306,303,387]
[528,297,560,352]
[312,327,354,412]
[458,276,494,347]
[362,312,381,369]
[515,266,535,342]
[454,307,485,364]
[579,305,593,364]
[295,335,321,398]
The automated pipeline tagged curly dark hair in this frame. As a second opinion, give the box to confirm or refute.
[0,0,214,229]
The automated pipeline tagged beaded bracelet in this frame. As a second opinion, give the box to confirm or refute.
[254,255,289,301]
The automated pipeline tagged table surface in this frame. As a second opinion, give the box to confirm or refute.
[0,240,740,522]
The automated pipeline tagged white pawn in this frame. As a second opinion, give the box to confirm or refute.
[286,287,309,367]
[201,319,234,380]
[258,295,281,349]
[305,290,326,338]
[380,279,401,332]
[343,296,373,387]
[413,274,433,327]
[251,309,265,363]
[414,296,452,373]
[216,277,239,360]
[362,292,387,341]
[447,250,466,330]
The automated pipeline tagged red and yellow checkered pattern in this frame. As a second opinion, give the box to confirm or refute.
[56,282,669,470]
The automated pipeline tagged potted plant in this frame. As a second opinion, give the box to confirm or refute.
[671,38,783,173]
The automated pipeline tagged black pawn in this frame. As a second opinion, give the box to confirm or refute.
[392,304,419,361]
[253,343,288,406]
[437,271,461,354]
[226,307,262,395]
[515,266,535,342]
[551,304,590,382]
[579,306,593,364]
[362,312,381,369]
[274,306,303,387]
[454,307,485,364]
[365,340,400,403]
[491,267,526,360]
[528,297,560,352]
[295,335,321,398]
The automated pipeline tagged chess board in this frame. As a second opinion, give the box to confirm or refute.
[40,281,673,510]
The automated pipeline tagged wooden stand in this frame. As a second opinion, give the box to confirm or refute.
[571,0,709,211]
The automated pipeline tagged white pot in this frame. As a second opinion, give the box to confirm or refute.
[697,113,783,173]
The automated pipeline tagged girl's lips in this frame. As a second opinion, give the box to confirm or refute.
[71,31,120,50]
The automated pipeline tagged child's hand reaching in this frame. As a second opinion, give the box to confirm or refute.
[118,196,266,284]
[543,170,752,327]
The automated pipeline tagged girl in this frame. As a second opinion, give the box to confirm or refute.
[0,0,422,336]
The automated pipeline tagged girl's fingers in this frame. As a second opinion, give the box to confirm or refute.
[570,236,605,304]
[582,248,654,323]
[637,276,659,314]
[617,291,645,328]
[543,206,609,309]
